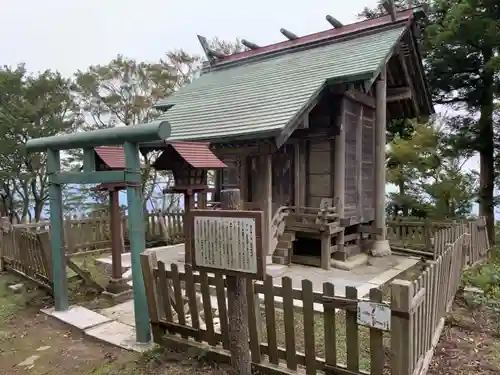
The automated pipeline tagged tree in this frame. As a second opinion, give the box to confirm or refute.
[0,65,81,222]
[72,55,181,211]
[387,119,477,219]
[386,120,440,216]
[360,0,500,242]
[73,38,244,213]
[423,0,500,241]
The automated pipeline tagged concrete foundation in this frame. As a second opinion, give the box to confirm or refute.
[371,239,391,257]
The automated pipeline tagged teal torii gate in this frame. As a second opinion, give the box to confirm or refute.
[25,121,171,343]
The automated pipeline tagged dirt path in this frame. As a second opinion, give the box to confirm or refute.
[428,297,500,375]
[0,272,133,375]
[0,309,134,375]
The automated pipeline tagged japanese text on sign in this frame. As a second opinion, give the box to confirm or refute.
[193,216,257,273]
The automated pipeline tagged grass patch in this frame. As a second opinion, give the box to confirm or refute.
[0,272,50,321]
[259,307,390,372]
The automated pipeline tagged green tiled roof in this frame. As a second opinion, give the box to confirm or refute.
[156,26,406,141]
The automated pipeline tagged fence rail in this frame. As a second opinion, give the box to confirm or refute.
[7,212,185,256]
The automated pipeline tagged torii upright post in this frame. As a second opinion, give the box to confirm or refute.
[25,120,172,344]
[123,141,150,343]
[47,148,68,311]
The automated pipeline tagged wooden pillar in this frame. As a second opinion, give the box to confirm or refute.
[293,143,300,207]
[356,106,364,222]
[258,154,272,255]
[198,192,207,208]
[298,141,307,207]
[109,188,124,280]
[239,157,248,203]
[321,232,332,270]
[333,103,346,261]
[214,170,222,202]
[373,67,391,256]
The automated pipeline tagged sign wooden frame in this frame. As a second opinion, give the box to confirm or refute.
[185,209,265,280]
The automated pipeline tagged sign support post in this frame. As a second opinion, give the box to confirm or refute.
[220,189,252,375]
[187,188,264,374]
[221,189,252,375]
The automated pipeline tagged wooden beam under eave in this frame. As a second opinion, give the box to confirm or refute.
[345,90,376,108]
[387,87,412,102]
[396,49,420,116]
[275,85,326,148]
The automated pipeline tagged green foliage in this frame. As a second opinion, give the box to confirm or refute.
[386,118,477,219]
[462,248,500,310]
[0,64,81,221]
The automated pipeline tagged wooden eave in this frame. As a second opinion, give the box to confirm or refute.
[363,25,434,121]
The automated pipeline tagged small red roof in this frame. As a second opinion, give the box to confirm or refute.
[168,141,226,169]
[94,146,125,169]
[214,9,415,67]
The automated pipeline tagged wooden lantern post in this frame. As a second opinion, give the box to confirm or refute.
[91,182,129,294]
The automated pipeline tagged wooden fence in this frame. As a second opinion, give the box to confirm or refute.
[401,226,470,375]
[1,229,52,290]
[8,212,185,256]
[387,216,489,260]
[140,220,475,375]
[0,227,104,292]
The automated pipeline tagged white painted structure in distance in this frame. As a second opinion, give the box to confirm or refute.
[356,301,391,331]
[193,215,258,273]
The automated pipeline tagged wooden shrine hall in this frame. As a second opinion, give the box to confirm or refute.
[113,6,434,270]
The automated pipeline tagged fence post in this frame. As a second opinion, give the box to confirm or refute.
[140,250,162,342]
[391,279,413,375]
[423,219,432,256]
[0,218,4,271]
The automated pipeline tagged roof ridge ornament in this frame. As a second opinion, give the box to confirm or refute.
[241,39,260,50]
[325,15,343,28]
[280,28,299,40]
[197,35,226,65]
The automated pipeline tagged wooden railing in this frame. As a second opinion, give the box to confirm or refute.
[6,212,186,256]
[387,216,490,261]
[285,205,339,234]
[141,256,396,375]
[398,226,470,375]
[269,206,289,254]
[1,229,52,290]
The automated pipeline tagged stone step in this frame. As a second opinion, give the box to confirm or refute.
[277,240,292,249]
[272,255,289,265]
[280,232,295,242]
[274,248,289,258]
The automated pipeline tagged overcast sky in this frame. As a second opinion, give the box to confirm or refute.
[2,0,380,75]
